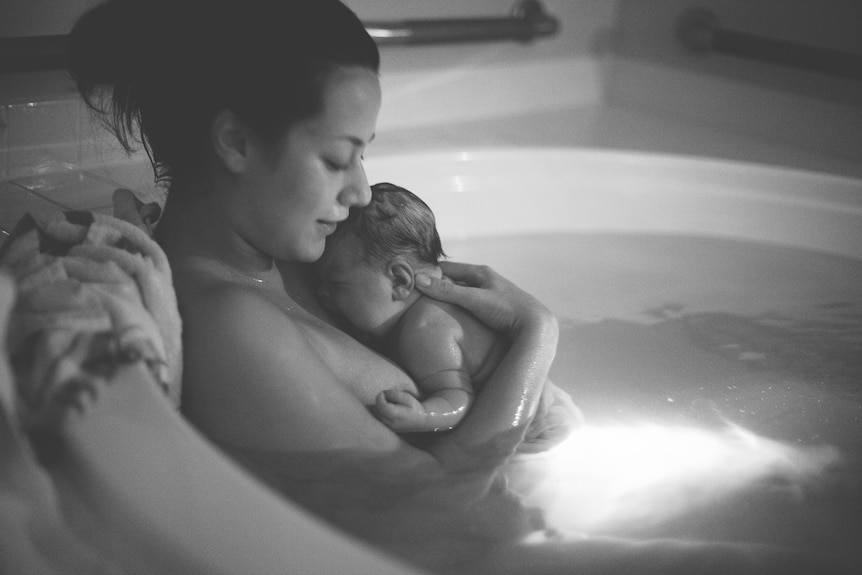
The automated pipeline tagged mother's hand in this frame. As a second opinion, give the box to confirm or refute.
[415,261,557,338]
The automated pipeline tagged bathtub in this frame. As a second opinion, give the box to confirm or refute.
[359,147,862,572]
[7,144,860,573]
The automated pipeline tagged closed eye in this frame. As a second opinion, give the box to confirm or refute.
[325,159,351,172]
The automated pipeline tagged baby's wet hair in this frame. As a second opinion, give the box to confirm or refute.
[332,183,445,266]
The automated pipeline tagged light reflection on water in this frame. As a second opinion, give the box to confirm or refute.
[509,421,841,534]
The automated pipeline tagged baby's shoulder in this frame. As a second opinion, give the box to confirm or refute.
[400,297,495,347]
[404,297,466,330]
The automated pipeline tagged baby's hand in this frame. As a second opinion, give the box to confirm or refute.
[375,389,429,432]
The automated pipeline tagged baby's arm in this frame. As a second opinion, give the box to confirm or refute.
[376,370,474,432]
[376,304,475,433]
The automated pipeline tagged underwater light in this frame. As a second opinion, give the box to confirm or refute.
[509,422,841,535]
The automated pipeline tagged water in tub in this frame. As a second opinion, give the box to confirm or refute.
[455,232,862,565]
[234,229,861,573]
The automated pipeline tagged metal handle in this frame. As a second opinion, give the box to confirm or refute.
[0,1,559,75]
[677,7,862,82]
[366,0,559,46]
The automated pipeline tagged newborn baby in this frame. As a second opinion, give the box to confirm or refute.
[317,183,577,443]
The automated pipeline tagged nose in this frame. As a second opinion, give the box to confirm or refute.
[339,161,372,208]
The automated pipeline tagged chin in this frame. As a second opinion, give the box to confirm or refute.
[297,242,327,263]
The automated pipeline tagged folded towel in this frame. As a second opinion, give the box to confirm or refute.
[0,209,181,429]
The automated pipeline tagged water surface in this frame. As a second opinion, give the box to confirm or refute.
[448,233,862,567]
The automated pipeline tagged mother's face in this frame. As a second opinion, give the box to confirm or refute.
[240,66,381,263]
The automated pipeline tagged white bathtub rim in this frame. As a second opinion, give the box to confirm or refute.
[365,146,862,203]
[363,146,862,261]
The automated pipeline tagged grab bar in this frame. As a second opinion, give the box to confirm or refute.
[676,7,862,82]
[365,0,558,46]
[0,1,559,75]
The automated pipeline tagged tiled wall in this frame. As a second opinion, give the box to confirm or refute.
[0,74,162,235]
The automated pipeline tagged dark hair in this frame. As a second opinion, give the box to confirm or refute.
[68,0,380,184]
[331,182,445,266]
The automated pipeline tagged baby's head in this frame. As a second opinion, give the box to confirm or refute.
[317,183,445,339]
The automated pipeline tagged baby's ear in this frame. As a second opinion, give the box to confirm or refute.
[388,257,414,300]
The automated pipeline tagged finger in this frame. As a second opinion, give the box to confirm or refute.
[376,402,398,419]
[382,389,415,407]
[414,272,481,308]
[375,391,391,410]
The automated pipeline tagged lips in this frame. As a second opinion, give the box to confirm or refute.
[318,220,339,235]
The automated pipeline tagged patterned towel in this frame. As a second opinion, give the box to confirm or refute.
[0,207,181,429]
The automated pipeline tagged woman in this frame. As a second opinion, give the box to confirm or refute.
[68,0,567,571]
[61,1,819,573]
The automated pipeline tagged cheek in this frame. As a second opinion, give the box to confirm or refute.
[262,160,326,221]
[339,290,378,327]
[330,287,359,317]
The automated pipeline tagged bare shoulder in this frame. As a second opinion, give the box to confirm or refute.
[403,297,497,341]
[180,282,309,405]
[184,279,293,332]
[399,298,464,342]
[394,297,495,361]
[170,256,310,362]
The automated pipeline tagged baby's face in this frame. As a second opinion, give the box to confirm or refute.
[317,240,400,338]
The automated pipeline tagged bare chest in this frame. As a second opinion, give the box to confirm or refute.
[291,311,418,405]
[171,254,417,406]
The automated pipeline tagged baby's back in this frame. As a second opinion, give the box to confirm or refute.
[400,297,509,388]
